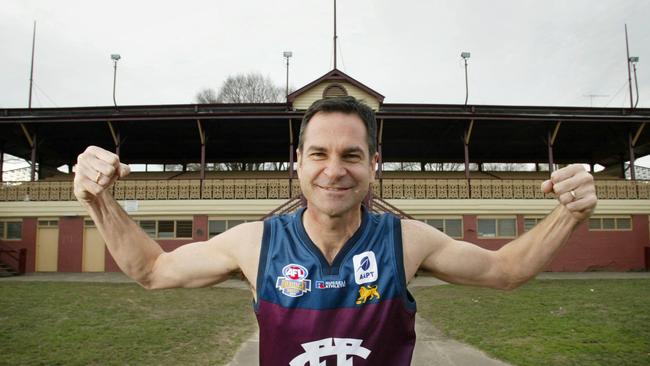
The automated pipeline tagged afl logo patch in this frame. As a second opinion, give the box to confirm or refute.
[276,264,311,297]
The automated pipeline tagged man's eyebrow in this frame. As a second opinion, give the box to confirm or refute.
[306,146,327,153]
[341,147,365,156]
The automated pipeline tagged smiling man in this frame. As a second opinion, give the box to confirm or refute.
[74,96,597,365]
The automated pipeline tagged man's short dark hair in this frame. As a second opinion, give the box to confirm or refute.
[298,96,377,158]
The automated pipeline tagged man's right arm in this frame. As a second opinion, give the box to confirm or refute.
[74,146,256,290]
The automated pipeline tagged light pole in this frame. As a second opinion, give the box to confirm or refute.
[111,54,121,108]
[461,52,470,105]
[629,56,640,109]
[283,51,292,102]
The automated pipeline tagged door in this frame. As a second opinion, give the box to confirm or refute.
[36,220,59,272]
[83,220,105,272]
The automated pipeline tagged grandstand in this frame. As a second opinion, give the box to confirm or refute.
[1,68,649,275]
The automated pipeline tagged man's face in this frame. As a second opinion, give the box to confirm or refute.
[297,111,378,218]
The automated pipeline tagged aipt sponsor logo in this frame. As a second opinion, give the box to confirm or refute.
[352,251,378,285]
[289,337,371,366]
[315,280,346,289]
[276,264,311,297]
[356,285,381,305]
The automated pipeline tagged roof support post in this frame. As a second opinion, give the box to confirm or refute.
[547,121,561,174]
[0,141,4,183]
[107,121,121,157]
[464,120,473,198]
[628,131,636,181]
[378,118,384,198]
[289,119,294,198]
[30,133,38,181]
[547,131,554,174]
[197,120,206,198]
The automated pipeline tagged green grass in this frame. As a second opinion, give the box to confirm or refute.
[0,282,256,366]
[413,279,650,366]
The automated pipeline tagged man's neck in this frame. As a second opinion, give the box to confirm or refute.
[302,205,363,265]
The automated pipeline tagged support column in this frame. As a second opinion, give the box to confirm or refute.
[288,119,294,198]
[628,132,636,180]
[107,121,120,157]
[0,142,4,183]
[463,120,474,198]
[547,131,554,174]
[197,120,206,198]
[547,121,561,174]
[30,133,37,181]
[378,119,384,198]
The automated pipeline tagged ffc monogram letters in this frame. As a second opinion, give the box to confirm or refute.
[289,337,371,366]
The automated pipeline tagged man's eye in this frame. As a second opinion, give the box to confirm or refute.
[345,155,361,161]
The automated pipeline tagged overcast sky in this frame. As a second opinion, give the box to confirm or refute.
[2,0,649,166]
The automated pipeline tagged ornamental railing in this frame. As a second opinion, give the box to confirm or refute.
[1,178,649,202]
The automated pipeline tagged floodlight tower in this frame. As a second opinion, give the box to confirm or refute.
[111,54,121,108]
[629,56,640,108]
[461,52,471,105]
[283,51,293,101]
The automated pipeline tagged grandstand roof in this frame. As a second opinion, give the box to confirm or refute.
[1,103,649,172]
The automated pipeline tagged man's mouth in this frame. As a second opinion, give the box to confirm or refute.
[316,185,351,192]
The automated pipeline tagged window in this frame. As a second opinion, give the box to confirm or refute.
[323,84,348,98]
[38,220,58,227]
[208,220,248,238]
[588,217,632,231]
[477,217,517,238]
[523,217,544,232]
[424,218,463,238]
[137,219,193,239]
[0,221,22,240]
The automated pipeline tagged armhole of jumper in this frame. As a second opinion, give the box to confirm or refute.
[392,216,417,313]
[254,219,272,313]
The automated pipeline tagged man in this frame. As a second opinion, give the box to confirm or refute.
[74,96,597,365]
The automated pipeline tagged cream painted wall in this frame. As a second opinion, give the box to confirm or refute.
[2,199,649,218]
[292,81,380,110]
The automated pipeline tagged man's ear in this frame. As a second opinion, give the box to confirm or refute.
[295,149,302,177]
[369,152,379,183]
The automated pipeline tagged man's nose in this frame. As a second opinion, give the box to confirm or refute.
[323,158,346,179]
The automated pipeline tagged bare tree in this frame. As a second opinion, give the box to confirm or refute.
[195,88,217,104]
[195,72,284,104]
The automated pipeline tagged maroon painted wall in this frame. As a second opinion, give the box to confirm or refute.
[462,213,650,272]
[105,215,209,273]
[57,217,84,272]
[545,214,648,271]
[0,218,36,273]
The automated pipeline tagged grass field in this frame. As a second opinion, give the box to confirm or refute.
[413,279,650,366]
[0,282,256,366]
[2,279,649,366]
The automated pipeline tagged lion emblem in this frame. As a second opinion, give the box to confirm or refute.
[356,285,380,305]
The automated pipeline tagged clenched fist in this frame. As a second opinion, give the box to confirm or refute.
[541,164,597,222]
[73,146,131,203]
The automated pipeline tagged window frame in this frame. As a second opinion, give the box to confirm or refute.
[523,216,545,232]
[588,216,633,231]
[423,217,464,239]
[1,220,23,240]
[135,218,194,239]
[476,216,518,239]
[207,219,249,238]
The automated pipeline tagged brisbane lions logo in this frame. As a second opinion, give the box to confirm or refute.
[356,285,380,305]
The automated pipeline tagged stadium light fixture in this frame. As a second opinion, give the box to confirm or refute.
[461,51,470,105]
[111,54,121,109]
[284,51,293,101]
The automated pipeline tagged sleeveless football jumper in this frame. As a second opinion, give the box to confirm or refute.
[255,207,417,365]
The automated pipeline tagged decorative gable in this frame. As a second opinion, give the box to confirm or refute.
[288,69,384,111]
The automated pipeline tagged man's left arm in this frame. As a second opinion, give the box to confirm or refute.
[407,164,597,290]
[496,164,597,287]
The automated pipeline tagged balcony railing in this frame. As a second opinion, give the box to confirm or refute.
[1,178,648,202]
